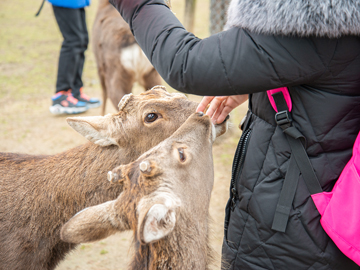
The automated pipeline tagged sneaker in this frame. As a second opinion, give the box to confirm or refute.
[73,87,101,109]
[49,90,88,115]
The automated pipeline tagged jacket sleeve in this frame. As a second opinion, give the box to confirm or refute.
[110,0,327,96]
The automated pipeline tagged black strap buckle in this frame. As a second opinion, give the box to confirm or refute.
[275,110,292,128]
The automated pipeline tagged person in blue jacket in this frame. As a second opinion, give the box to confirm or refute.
[48,0,101,115]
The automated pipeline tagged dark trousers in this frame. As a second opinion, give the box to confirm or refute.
[52,5,88,97]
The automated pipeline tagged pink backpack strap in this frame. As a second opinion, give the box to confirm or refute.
[267,87,292,112]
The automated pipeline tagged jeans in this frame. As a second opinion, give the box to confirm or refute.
[52,5,88,97]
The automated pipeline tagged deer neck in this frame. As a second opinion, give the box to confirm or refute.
[40,142,140,223]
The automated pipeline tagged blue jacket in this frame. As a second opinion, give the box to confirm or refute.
[47,0,90,9]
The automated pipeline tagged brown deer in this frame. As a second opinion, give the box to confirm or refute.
[92,0,162,115]
[61,112,229,269]
[0,87,211,270]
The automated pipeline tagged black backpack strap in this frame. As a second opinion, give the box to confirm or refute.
[271,154,300,232]
[270,91,322,233]
[284,133,323,194]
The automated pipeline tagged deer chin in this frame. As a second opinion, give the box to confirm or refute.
[214,114,230,140]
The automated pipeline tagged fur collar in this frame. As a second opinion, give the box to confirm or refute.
[225,0,360,38]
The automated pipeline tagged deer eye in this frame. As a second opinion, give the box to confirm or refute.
[145,113,158,123]
[178,148,186,162]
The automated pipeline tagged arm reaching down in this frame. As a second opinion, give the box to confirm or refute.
[109,0,326,96]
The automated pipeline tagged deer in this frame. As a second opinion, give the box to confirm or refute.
[61,111,229,269]
[0,86,225,270]
[92,0,162,115]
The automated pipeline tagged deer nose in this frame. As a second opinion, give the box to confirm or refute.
[223,114,230,122]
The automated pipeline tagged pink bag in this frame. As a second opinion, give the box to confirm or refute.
[311,132,360,265]
[268,87,360,266]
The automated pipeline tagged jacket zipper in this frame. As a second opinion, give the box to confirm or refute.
[230,128,252,211]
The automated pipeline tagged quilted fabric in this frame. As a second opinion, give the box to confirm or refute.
[222,88,360,269]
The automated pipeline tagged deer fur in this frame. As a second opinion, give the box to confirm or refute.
[93,0,162,115]
[61,112,229,269]
[0,86,199,270]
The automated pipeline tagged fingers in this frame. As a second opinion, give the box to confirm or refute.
[205,96,227,118]
[214,104,234,124]
[196,96,229,124]
[196,96,215,113]
[212,95,248,124]
[196,95,248,124]
[212,99,226,123]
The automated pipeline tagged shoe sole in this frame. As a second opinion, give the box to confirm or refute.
[49,104,88,115]
[86,102,101,109]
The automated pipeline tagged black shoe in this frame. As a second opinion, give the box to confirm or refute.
[74,87,101,109]
[49,90,88,115]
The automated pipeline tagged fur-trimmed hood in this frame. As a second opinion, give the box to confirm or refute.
[225,0,360,38]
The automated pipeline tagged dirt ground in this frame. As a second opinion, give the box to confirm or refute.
[0,0,247,269]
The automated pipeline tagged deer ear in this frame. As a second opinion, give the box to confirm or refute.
[61,200,122,244]
[67,115,118,146]
[138,203,176,244]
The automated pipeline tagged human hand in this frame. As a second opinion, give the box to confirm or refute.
[196,95,248,124]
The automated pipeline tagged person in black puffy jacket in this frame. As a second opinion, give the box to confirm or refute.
[108,0,360,269]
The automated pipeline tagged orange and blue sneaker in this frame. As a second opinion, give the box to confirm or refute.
[73,87,101,109]
[49,90,88,115]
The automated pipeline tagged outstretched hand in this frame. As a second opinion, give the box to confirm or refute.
[196,95,248,124]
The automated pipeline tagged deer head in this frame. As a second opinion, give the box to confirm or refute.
[66,86,201,157]
[60,112,228,245]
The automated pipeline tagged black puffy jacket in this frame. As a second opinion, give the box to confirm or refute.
[110,0,360,268]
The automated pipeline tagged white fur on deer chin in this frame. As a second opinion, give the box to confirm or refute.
[211,123,217,143]
[214,119,229,141]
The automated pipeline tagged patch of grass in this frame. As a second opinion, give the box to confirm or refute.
[0,0,210,102]
[0,0,99,101]
[220,152,233,163]
[80,244,92,250]
[100,249,109,255]
[18,129,30,142]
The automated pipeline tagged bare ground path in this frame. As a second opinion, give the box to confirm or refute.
[0,0,247,268]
